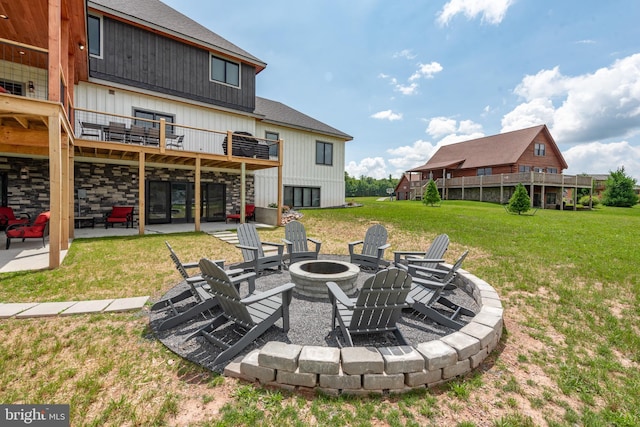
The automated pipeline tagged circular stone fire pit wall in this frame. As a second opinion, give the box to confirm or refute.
[289,260,360,299]
[223,268,504,395]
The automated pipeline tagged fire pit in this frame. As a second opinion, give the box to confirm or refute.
[289,260,360,300]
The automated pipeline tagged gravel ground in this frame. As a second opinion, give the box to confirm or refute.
[150,255,479,373]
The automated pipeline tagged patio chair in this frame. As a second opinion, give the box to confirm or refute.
[0,206,30,230]
[145,127,160,146]
[328,267,412,347]
[5,211,50,249]
[105,206,134,228]
[283,220,321,266]
[236,223,284,274]
[153,241,256,330]
[104,121,127,142]
[407,251,474,330]
[407,249,468,290]
[128,125,147,144]
[167,134,184,149]
[226,203,255,223]
[187,258,295,366]
[348,223,390,271]
[394,233,449,270]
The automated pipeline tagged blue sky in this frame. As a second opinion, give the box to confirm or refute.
[162,0,640,181]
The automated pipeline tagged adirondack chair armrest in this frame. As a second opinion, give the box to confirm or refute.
[230,271,257,294]
[282,238,293,245]
[241,282,295,304]
[407,264,444,274]
[308,237,321,244]
[407,257,446,264]
[236,244,259,252]
[226,267,246,276]
[393,250,427,264]
[378,243,391,250]
[348,240,363,256]
[412,276,447,290]
[262,241,284,248]
[327,281,355,308]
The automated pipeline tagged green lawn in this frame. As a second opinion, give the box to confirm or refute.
[1,199,638,426]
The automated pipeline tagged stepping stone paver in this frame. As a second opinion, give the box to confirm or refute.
[0,302,39,318]
[61,299,115,315]
[104,296,149,312]
[16,301,77,318]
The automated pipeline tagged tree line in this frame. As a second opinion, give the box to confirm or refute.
[344,172,399,197]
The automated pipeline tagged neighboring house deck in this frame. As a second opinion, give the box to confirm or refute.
[397,125,594,209]
[0,0,351,269]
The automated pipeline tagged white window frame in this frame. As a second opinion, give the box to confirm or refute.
[88,14,103,59]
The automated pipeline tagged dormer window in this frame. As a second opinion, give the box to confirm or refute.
[87,14,103,58]
[534,142,546,156]
[210,55,239,87]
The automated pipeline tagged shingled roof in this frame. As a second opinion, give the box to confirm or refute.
[255,97,352,140]
[89,0,267,72]
[410,124,567,172]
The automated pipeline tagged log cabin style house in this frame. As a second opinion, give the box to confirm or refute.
[0,0,352,268]
[396,125,593,208]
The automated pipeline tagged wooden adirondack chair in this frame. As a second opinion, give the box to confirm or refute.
[236,223,284,274]
[393,233,449,270]
[282,220,321,267]
[408,250,475,330]
[189,258,295,366]
[153,241,256,331]
[348,223,391,271]
[327,267,412,347]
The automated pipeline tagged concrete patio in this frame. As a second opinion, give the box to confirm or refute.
[0,221,267,273]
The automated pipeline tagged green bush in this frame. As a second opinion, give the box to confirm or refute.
[579,195,600,207]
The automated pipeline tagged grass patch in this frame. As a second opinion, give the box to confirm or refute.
[1,199,639,425]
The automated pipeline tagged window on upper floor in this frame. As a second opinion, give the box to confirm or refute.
[534,143,546,156]
[547,167,558,174]
[133,109,175,134]
[519,165,531,172]
[265,131,279,158]
[477,167,492,176]
[88,14,102,58]
[210,55,240,87]
[316,141,333,166]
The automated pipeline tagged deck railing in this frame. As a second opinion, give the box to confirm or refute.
[0,40,48,100]
[433,172,592,189]
[74,108,280,161]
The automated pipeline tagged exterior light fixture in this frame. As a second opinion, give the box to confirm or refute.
[20,167,29,179]
[0,14,8,20]
[28,81,34,93]
[79,43,85,50]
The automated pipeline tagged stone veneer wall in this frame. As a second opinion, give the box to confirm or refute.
[223,269,504,395]
[0,157,253,221]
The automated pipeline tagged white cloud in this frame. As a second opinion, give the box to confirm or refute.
[426,117,484,142]
[437,0,514,26]
[395,82,419,95]
[501,98,556,131]
[387,140,436,173]
[562,140,640,181]
[503,53,640,144]
[409,62,444,81]
[371,110,403,121]
[426,117,458,138]
[345,157,389,179]
[393,49,417,60]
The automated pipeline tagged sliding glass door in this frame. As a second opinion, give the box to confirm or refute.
[147,181,225,224]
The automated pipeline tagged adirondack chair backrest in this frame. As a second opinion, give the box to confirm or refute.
[165,241,190,280]
[351,267,412,331]
[424,234,449,261]
[360,224,388,257]
[237,223,265,262]
[285,220,309,253]
[439,250,469,286]
[199,258,254,327]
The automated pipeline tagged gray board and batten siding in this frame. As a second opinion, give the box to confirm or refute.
[89,16,257,113]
